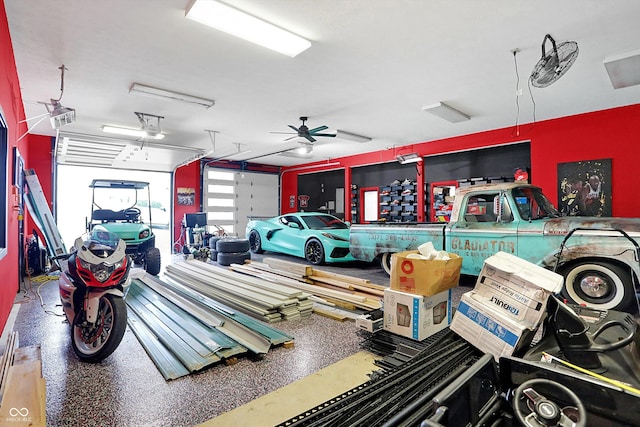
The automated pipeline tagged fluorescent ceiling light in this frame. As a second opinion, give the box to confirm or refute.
[422,102,470,123]
[396,153,422,164]
[129,83,215,108]
[185,0,311,57]
[336,130,371,143]
[102,125,165,140]
[603,49,640,89]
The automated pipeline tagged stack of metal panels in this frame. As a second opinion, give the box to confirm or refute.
[125,275,294,380]
[165,260,314,322]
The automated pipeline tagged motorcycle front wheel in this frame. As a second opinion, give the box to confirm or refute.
[72,294,127,363]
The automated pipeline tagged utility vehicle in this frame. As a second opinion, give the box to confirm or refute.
[87,179,161,275]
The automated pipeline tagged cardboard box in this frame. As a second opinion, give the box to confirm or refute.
[391,250,462,296]
[451,292,537,360]
[383,288,451,341]
[474,251,564,327]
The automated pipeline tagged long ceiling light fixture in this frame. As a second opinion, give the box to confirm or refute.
[101,125,165,140]
[129,83,215,108]
[185,0,311,57]
[422,102,470,123]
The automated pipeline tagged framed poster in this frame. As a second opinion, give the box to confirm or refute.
[558,159,612,217]
[177,187,195,206]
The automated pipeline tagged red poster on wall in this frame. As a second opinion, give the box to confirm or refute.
[298,194,310,208]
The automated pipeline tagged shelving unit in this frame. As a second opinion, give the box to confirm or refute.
[350,184,359,223]
[379,179,417,222]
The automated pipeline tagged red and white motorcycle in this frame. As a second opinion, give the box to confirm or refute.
[56,228,131,362]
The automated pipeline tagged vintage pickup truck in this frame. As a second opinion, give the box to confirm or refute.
[349,182,640,312]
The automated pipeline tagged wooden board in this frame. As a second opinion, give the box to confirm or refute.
[0,344,46,427]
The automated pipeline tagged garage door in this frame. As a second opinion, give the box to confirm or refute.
[204,168,278,238]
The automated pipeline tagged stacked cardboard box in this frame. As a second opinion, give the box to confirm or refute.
[383,288,452,341]
[390,250,462,296]
[450,251,563,359]
[381,249,460,340]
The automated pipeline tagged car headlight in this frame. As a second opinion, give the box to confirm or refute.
[139,230,150,239]
[321,232,348,242]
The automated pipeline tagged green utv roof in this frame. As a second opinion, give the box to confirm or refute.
[90,179,150,189]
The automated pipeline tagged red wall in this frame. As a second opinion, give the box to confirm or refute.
[173,161,201,250]
[0,0,27,333]
[281,104,640,219]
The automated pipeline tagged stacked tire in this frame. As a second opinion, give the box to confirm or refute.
[214,237,251,266]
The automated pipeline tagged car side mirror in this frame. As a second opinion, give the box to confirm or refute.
[289,222,300,229]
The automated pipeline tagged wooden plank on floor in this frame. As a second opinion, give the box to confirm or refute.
[0,353,46,426]
[198,351,379,427]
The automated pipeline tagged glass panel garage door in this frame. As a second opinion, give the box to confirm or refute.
[204,168,278,238]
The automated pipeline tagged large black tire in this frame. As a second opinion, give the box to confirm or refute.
[560,261,634,311]
[248,230,264,254]
[304,238,325,265]
[71,294,127,363]
[217,250,251,266]
[209,235,222,250]
[210,249,218,262]
[145,247,161,276]
[216,238,250,253]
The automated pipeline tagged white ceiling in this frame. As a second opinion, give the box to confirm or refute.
[5,1,640,171]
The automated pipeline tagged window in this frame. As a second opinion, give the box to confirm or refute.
[464,193,498,223]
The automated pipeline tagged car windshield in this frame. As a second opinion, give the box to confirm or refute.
[300,214,348,230]
[511,187,560,220]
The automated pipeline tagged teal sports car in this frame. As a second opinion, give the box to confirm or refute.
[246,212,356,265]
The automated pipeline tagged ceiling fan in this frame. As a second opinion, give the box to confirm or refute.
[272,116,336,143]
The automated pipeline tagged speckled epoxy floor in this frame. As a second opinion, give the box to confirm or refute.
[8,253,471,427]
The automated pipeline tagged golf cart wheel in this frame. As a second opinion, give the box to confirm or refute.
[145,247,162,276]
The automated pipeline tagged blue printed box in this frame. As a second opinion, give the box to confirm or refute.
[450,292,536,360]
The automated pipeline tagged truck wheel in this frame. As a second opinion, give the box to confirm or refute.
[305,238,325,265]
[380,252,394,276]
[145,247,162,276]
[560,261,634,310]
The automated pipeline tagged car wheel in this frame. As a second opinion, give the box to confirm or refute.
[249,230,264,254]
[560,261,634,311]
[145,247,162,276]
[216,238,250,253]
[305,238,325,265]
[217,250,251,267]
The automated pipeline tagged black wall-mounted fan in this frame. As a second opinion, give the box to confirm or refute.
[271,116,336,143]
[530,34,579,88]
